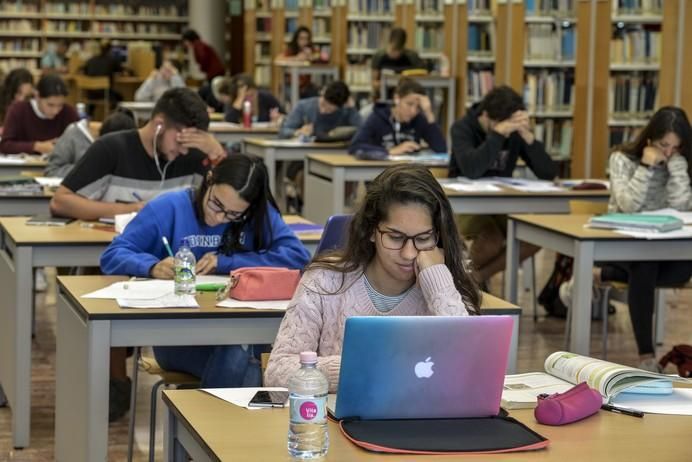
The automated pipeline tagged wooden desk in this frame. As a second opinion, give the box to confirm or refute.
[243,138,348,195]
[0,218,115,448]
[163,388,692,461]
[118,101,154,124]
[0,156,47,177]
[0,191,52,216]
[0,215,317,449]
[208,122,278,144]
[442,185,610,215]
[303,154,450,224]
[277,63,339,108]
[504,214,692,355]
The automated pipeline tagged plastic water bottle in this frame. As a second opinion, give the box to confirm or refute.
[174,238,196,295]
[242,99,252,128]
[76,102,88,120]
[287,351,329,459]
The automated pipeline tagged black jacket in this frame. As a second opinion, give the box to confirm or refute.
[448,104,557,179]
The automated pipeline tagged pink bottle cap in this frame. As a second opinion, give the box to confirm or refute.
[299,351,317,364]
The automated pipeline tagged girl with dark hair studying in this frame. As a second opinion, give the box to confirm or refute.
[100,153,311,387]
[348,77,446,157]
[0,73,78,154]
[0,68,34,129]
[265,164,479,391]
[276,25,324,99]
[221,73,284,125]
[561,106,692,373]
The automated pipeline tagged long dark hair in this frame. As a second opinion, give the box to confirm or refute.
[0,68,33,122]
[195,154,280,254]
[224,73,256,101]
[617,106,692,168]
[287,26,313,56]
[308,164,481,313]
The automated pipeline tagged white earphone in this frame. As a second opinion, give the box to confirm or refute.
[152,123,169,187]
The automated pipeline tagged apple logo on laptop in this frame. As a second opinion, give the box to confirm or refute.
[414,357,434,378]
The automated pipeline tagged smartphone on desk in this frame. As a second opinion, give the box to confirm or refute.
[248,390,290,408]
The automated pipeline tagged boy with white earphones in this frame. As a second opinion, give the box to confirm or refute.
[50,87,226,221]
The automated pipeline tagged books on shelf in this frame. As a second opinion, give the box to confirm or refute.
[345,62,372,91]
[348,22,392,51]
[525,23,575,62]
[468,23,493,56]
[348,0,392,15]
[502,351,689,409]
[467,0,491,16]
[609,126,641,147]
[313,17,330,38]
[612,0,663,16]
[524,70,574,113]
[610,25,660,64]
[415,24,443,53]
[525,0,575,17]
[534,119,573,158]
[608,73,658,118]
[416,0,441,14]
[467,69,494,102]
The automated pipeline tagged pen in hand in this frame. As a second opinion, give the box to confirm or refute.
[601,404,644,418]
[162,236,174,258]
[132,191,144,202]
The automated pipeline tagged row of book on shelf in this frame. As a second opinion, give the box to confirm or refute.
[524,70,574,113]
[525,24,575,62]
[609,74,658,118]
[525,0,575,17]
[611,0,662,15]
[611,26,660,64]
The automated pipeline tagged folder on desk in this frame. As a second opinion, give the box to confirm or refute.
[588,214,684,233]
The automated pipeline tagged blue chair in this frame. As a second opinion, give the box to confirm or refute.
[315,214,352,256]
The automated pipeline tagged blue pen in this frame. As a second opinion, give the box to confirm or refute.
[132,191,143,201]
[162,236,174,258]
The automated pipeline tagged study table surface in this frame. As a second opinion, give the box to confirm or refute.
[303,153,609,224]
[53,274,519,462]
[208,122,278,144]
[243,138,348,195]
[162,388,692,462]
[0,156,47,177]
[0,214,319,449]
[118,102,225,124]
[504,214,692,355]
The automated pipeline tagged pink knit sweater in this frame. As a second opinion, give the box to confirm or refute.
[264,264,470,392]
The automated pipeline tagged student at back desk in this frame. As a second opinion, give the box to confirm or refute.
[448,85,557,288]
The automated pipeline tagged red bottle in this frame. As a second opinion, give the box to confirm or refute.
[242,99,252,128]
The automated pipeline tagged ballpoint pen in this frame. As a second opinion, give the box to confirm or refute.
[162,236,174,258]
[601,404,644,418]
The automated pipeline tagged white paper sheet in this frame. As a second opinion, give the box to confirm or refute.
[610,389,692,415]
[444,181,502,192]
[34,177,63,187]
[615,227,692,240]
[216,298,290,310]
[114,212,137,234]
[117,294,199,309]
[202,387,289,410]
[490,177,566,192]
[82,279,174,300]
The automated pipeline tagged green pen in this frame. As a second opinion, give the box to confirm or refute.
[195,283,227,292]
[162,236,174,258]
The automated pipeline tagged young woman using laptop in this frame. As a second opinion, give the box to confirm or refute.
[265,164,480,392]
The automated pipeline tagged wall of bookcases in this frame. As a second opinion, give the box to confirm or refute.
[0,0,189,74]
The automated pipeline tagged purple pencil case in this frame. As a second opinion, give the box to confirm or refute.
[534,382,602,426]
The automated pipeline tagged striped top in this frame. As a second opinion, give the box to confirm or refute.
[363,274,413,313]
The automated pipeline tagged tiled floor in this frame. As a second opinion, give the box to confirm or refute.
[1,253,691,461]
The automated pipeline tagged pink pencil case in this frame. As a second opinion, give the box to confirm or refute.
[534,382,602,426]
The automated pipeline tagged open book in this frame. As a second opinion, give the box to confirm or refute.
[502,351,690,409]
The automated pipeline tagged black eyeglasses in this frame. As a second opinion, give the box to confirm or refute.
[207,186,247,222]
[376,227,438,251]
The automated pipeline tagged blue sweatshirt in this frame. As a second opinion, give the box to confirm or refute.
[348,102,447,155]
[100,189,311,277]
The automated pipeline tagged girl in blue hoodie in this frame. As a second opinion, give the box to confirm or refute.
[100,154,311,388]
[349,77,447,157]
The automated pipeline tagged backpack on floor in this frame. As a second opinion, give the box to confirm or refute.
[659,345,692,378]
[537,254,573,318]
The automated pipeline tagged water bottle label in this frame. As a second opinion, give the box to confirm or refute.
[290,397,326,424]
[175,264,194,281]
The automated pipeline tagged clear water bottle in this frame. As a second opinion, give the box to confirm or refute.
[76,102,88,120]
[287,351,329,459]
[174,238,196,295]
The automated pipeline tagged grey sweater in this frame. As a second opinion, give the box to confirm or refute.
[608,151,692,213]
[44,120,93,177]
